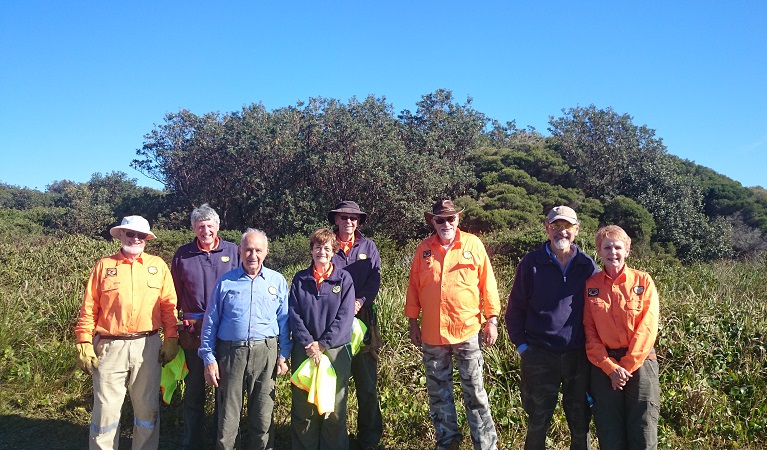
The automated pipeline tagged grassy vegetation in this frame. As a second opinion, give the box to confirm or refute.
[1,230,766,449]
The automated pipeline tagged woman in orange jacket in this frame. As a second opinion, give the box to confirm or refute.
[583,225,660,450]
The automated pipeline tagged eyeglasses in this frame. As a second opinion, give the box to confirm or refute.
[548,222,576,231]
[125,231,148,240]
[434,215,457,225]
[338,215,359,222]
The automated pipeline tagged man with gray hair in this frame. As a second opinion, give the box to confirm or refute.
[199,229,292,449]
[505,206,599,450]
[171,203,239,449]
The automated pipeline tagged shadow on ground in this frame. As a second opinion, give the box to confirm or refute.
[0,414,87,450]
[0,413,295,449]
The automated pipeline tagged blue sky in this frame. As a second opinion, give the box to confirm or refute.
[2,2,765,191]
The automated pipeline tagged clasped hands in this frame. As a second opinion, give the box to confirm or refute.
[609,366,633,390]
[305,341,325,366]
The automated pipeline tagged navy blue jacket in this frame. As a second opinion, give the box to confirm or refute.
[171,239,240,317]
[331,230,381,309]
[289,264,356,350]
[505,242,598,352]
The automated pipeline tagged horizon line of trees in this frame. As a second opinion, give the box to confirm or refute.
[3,89,767,262]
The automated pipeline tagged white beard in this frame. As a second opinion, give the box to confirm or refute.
[553,238,571,251]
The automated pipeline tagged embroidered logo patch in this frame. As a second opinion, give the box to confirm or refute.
[587,288,599,297]
[463,251,472,259]
[106,268,117,277]
[633,286,645,295]
[423,250,431,258]
[221,256,231,263]
[268,286,277,295]
[332,285,342,294]
[359,253,368,260]
[148,266,158,275]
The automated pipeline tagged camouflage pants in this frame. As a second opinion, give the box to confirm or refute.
[422,334,498,450]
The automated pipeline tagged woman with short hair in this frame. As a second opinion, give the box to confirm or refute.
[584,225,660,449]
[289,228,356,450]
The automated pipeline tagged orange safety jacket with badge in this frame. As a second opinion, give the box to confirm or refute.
[405,229,501,345]
[583,265,659,375]
[75,251,178,344]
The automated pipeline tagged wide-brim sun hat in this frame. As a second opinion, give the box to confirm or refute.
[424,199,465,223]
[546,205,579,225]
[328,201,367,225]
[109,215,157,240]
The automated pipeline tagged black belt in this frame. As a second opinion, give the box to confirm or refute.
[100,330,158,340]
[219,337,274,347]
[607,347,656,360]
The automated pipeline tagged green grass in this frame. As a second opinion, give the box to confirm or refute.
[1,233,766,449]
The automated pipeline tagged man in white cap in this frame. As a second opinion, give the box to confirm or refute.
[505,206,599,450]
[75,215,179,449]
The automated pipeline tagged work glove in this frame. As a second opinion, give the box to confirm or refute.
[159,337,179,366]
[76,343,98,375]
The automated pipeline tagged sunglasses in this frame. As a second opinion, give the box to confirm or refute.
[434,215,457,224]
[548,222,576,231]
[125,231,148,240]
[338,215,359,222]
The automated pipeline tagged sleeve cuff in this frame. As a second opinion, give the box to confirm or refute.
[201,352,216,366]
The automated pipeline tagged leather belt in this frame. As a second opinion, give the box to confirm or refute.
[100,330,158,340]
[219,337,274,347]
[607,347,656,360]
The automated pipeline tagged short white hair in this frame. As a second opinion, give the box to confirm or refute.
[241,228,268,247]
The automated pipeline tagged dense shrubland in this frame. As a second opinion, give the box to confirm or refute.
[3,89,766,261]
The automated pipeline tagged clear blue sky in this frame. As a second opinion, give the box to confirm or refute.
[2,1,765,191]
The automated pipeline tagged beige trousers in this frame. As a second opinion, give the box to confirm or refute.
[90,333,161,450]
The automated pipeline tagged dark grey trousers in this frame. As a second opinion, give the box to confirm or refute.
[350,350,383,448]
[216,338,278,450]
[182,347,217,450]
[519,345,592,450]
[590,358,660,450]
[290,343,352,450]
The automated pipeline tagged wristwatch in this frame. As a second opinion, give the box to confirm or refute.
[486,317,498,326]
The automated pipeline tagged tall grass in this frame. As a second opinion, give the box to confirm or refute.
[1,233,766,449]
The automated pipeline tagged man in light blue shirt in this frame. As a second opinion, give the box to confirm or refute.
[199,228,292,450]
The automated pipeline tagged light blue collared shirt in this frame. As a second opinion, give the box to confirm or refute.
[199,265,292,365]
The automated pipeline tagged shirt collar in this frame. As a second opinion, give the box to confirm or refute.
[337,232,356,255]
[238,265,265,280]
[429,228,463,248]
[196,236,220,253]
[312,263,335,286]
[117,250,144,264]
